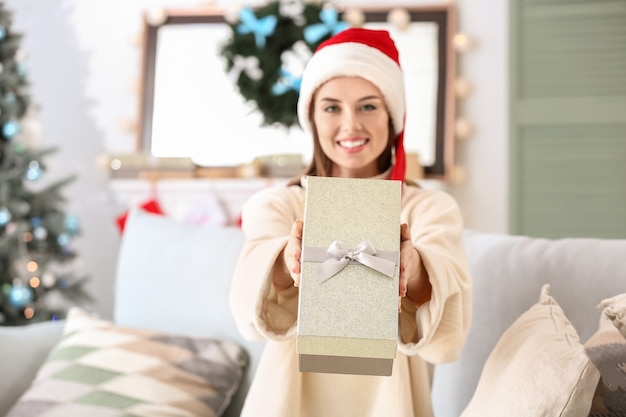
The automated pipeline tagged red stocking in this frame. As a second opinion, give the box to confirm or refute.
[115,198,164,234]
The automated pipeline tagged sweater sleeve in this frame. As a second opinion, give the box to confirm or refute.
[397,188,472,364]
[229,186,303,342]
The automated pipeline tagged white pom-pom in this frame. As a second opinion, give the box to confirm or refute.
[224,5,243,24]
[453,33,475,52]
[455,78,473,99]
[455,118,475,140]
[145,8,167,26]
[387,8,411,31]
[343,8,365,27]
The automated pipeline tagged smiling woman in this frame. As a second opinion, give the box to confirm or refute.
[137,4,458,180]
[312,76,392,178]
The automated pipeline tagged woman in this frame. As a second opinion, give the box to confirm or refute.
[229,28,471,417]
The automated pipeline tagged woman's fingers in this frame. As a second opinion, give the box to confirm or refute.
[292,219,303,241]
[399,223,413,297]
[400,223,411,242]
[286,219,303,286]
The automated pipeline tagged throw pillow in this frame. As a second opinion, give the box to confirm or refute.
[460,284,600,417]
[6,307,248,417]
[598,293,626,337]
[584,293,626,416]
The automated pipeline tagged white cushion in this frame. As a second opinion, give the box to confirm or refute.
[114,208,242,337]
[460,285,599,417]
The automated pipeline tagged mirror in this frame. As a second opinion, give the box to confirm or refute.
[137,5,457,179]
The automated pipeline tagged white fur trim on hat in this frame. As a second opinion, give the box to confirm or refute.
[297,42,405,135]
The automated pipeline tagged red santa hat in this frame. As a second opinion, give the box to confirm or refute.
[297,27,406,181]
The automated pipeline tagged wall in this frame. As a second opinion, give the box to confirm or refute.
[5,0,508,319]
[451,0,508,234]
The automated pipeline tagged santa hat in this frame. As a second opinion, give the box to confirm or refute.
[297,28,406,181]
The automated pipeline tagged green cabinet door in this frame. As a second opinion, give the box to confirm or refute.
[510,0,626,238]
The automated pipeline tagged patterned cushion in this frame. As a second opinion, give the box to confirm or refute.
[585,293,626,416]
[6,307,248,417]
[461,284,600,417]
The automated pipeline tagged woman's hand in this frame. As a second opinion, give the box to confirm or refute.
[276,219,303,289]
[399,223,431,306]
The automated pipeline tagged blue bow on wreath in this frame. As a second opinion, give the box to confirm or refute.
[303,7,348,44]
[271,68,302,96]
[236,8,278,48]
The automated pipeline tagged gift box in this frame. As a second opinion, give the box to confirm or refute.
[296,176,402,376]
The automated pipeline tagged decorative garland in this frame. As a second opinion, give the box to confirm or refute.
[220,1,349,129]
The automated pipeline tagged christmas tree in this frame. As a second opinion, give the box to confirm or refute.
[0,2,90,325]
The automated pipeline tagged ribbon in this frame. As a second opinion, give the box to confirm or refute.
[229,55,263,83]
[303,241,398,283]
[236,8,278,48]
[271,68,302,95]
[303,7,349,44]
[279,1,305,26]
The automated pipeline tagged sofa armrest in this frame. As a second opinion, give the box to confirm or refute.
[0,320,65,416]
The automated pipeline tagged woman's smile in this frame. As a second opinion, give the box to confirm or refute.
[337,137,369,150]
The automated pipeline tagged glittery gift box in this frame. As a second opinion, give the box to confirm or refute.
[296,176,402,376]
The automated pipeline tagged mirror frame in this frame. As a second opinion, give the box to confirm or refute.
[137,5,457,180]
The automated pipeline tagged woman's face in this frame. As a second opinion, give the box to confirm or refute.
[312,76,390,178]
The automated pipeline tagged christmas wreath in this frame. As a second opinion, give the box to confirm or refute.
[220,1,349,129]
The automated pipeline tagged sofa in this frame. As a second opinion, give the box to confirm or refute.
[1,208,625,417]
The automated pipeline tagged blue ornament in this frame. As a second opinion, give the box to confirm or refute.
[0,26,6,41]
[30,216,42,228]
[303,7,348,44]
[26,161,43,181]
[271,68,302,96]
[0,207,11,226]
[2,120,20,139]
[57,233,70,246]
[8,286,33,308]
[236,8,277,48]
[33,226,47,240]
[64,215,80,236]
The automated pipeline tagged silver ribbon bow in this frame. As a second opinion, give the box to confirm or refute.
[303,240,398,283]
